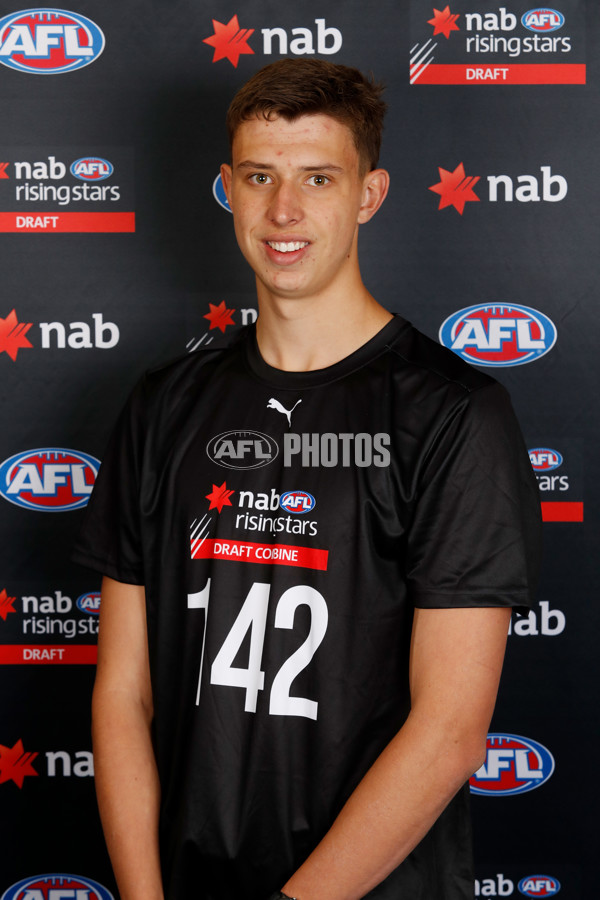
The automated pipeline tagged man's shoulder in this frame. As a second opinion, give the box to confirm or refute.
[142,325,250,394]
[386,318,498,396]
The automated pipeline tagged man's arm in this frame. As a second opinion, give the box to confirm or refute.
[282,605,512,900]
[92,575,164,900]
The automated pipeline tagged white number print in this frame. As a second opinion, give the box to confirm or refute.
[187,581,328,720]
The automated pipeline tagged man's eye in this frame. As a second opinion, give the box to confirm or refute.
[306,174,330,186]
[251,173,272,184]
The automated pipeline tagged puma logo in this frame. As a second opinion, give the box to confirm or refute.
[267,397,302,428]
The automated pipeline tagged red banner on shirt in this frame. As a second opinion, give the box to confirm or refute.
[541,502,584,522]
[191,538,329,571]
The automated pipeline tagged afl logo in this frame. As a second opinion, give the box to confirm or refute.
[470,733,555,796]
[529,448,563,472]
[207,431,278,470]
[213,174,232,213]
[0,874,114,900]
[76,591,101,615]
[0,448,99,512]
[70,157,113,181]
[439,303,557,367]
[521,9,565,32]
[280,490,316,514]
[518,875,561,897]
[0,9,105,74]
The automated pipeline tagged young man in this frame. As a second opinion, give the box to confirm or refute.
[73,59,541,900]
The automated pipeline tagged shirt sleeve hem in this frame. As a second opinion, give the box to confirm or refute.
[412,590,533,615]
[71,549,145,586]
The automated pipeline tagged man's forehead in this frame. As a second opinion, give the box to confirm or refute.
[232,112,358,163]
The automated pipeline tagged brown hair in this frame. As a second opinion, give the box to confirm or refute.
[226,58,386,173]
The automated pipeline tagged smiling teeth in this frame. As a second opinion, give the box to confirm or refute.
[268,241,309,252]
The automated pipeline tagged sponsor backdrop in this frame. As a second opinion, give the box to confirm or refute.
[0,1,597,898]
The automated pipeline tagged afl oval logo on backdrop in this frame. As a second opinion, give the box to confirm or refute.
[470,733,555,796]
[521,9,565,32]
[0,9,105,74]
[76,591,101,614]
[70,157,113,181]
[529,448,563,472]
[207,431,279,469]
[0,448,100,511]
[439,303,557,367]
[213,174,232,212]
[518,875,561,897]
[1,874,114,900]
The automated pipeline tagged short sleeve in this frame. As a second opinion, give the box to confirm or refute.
[407,382,541,612]
[71,377,147,585]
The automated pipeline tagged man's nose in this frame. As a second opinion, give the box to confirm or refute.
[267,181,304,226]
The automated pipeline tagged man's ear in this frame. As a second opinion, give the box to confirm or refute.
[357,169,390,224]
[220,163,233,207]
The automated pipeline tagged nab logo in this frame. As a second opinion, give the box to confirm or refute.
[439,303,557,367]
[76,592,101,615]
[207,431,279,470]
[470,733,555,796]
[0,9,105,74]
[0,448,99,511]
[518,875,561,897]
[70,157,113,181]
[522,9,565,32]
[529,448,563,471]
[1,874,114,900]
[280,490,316,514]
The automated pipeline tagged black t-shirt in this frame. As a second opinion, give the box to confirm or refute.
[73,316,541,899]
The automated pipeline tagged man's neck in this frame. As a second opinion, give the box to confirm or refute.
[254,287,393,372]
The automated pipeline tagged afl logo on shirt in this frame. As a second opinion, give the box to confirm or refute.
[207,430,279,469]
[280,490,316,514]
[439,303,557,367]
[1,874,114,900]
[470,733,555,796]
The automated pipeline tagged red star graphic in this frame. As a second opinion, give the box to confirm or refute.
[0,589,17,621]
[0,739,38,788]
[206,482,235,513]
[0,309,33,361]
[0,163,9,179]
[429,163,480,215]
[427,6,460,38]
[204,301,236,333]
[203,16,255,67]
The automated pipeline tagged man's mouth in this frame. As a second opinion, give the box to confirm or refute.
[266,241,309,253]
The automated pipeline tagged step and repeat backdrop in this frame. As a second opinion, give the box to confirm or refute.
[0,2,597,898]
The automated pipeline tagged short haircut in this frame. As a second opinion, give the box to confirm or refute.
[226,58,386,173]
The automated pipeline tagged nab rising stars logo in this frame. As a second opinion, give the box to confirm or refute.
[0,9,105,74]
[1,874,114,900]
[439,303,557,367]
[470,733,555,796]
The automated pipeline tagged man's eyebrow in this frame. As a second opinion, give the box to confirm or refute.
[236,160,345,174]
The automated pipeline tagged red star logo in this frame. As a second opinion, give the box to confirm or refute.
[203,15,255,67]
[0,739,38,788]
[0,589,17,621]
[0,309,33,361]
[0,163,9,179]
[427,6,460,38]
[204,301,236,333]
[206,482,235,513]
[429,163,480,215]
